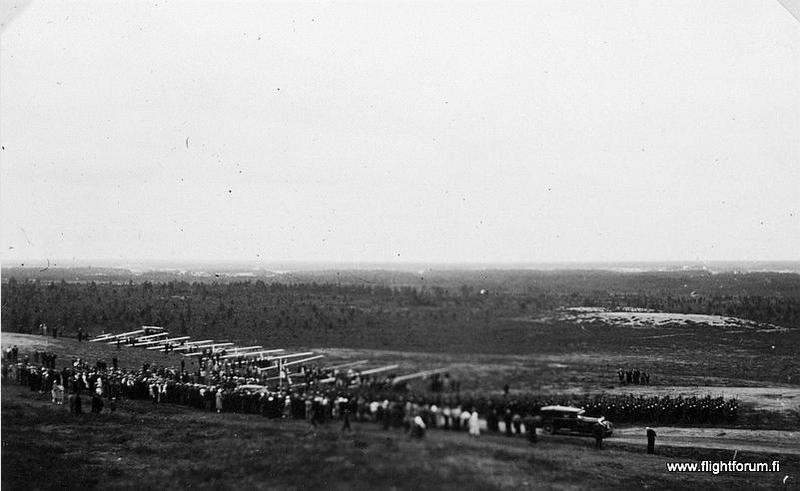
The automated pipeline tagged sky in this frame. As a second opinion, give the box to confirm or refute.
[1,0,799,266]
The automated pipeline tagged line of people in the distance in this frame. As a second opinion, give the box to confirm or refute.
[617,368,651,385]
[2,347,58,369]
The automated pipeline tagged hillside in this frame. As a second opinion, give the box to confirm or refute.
[3,383,797,490]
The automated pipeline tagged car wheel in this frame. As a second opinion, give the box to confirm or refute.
[543,423,555,434]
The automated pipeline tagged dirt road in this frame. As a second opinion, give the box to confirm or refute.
[610,426,800,456]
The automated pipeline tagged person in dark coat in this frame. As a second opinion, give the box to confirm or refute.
[512,413,522,435]
[308,401,318,428]
[487,406,499,433]
[594,423,604,449]
[341,406,352,432]
[91,392,104,413]
[381,405,391,431]
[523,415,538,444]
[503,409,513,436]
[68,392,77,413]
[646,427,657,454]
[70,392,83,414]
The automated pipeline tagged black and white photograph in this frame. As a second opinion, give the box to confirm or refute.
[1,1,799,489]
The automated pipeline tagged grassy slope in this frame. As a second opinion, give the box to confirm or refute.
[2,385,796,490]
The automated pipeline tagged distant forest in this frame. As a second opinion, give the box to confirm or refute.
[2,270,799,352]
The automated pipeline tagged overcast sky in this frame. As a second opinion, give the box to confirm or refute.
[1,1,798,266]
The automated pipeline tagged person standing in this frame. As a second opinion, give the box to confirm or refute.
[594,423,604,449]
[512,413,522,435]
[646,427,657,454]
[503,409,513,437]
[459,407,471,432]
[487,406,499,433]
[305,398,314,426]
[72,392,83,414]
[52,381,64,405]
[91,391,104,413]
[216,389,224,413]
[442,405,451,430]
[451,405,462,431]
[412,415,426,439]
[468,409,480,437]
[523,415,538,444]
[341,406,352,432]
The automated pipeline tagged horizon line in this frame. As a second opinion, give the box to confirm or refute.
[3,258,800,269]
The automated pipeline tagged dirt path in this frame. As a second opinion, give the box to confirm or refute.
[474,423,800,456]
[611,426,800,456]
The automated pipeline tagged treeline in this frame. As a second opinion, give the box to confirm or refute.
[0,278,557,345]
[2,273,799,352]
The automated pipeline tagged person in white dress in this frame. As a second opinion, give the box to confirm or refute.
[468,409,481,436]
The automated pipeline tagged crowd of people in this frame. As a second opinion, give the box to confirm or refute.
[582,393,738,425]
[0,354,483,438]
[32,350,58,369]
[2,348,739,440]
[617,368,652,385]
[37,323,61,339]
[4,345,20,362]
[456,392,738,427]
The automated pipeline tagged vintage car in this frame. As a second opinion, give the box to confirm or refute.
[538,405,613,437]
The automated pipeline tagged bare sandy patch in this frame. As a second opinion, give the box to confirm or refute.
[560,308,790,331]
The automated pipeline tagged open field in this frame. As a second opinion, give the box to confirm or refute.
[4,271,799,386]
[3,384,798,490]
[3,269,800,488]
[0,332,197,372]
[4,333,799,432]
